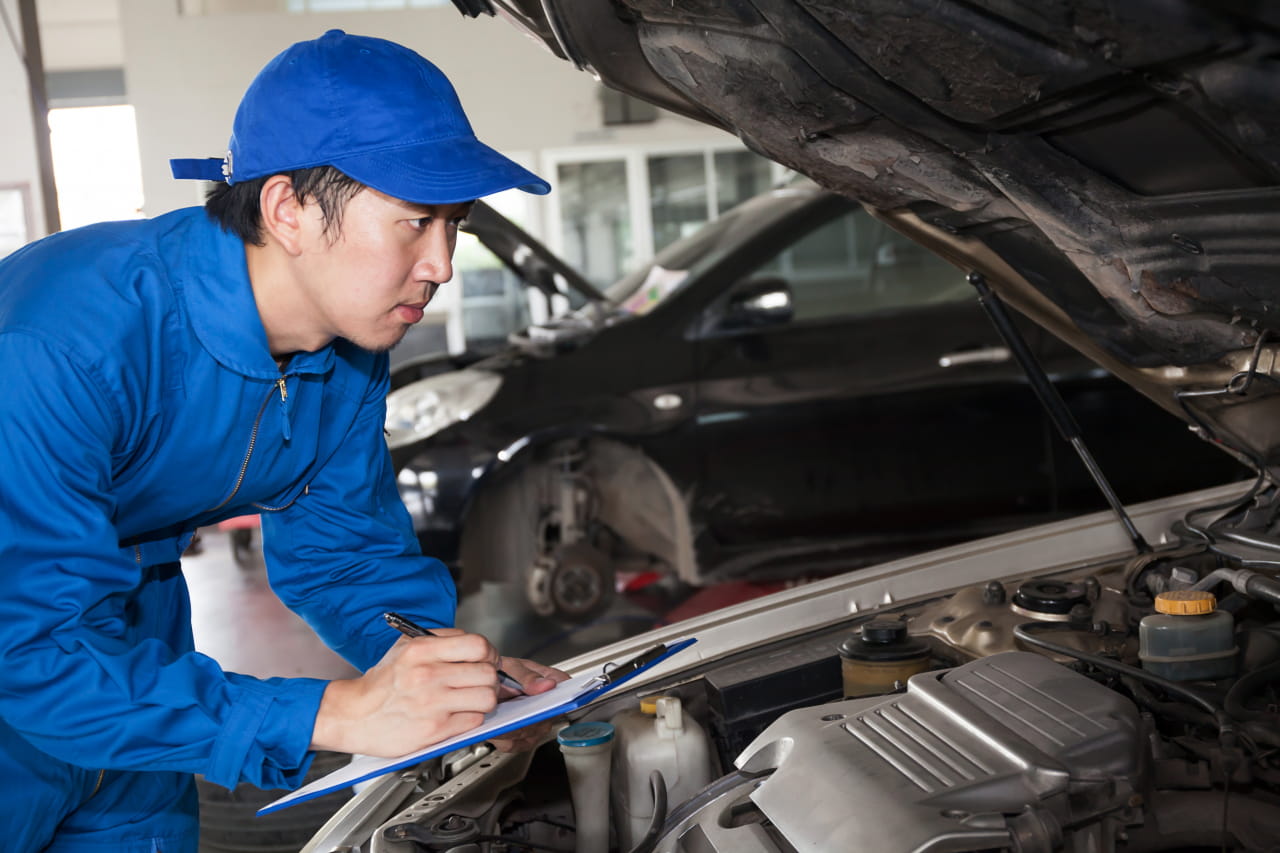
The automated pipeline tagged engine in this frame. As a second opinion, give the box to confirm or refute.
[308,545,1280,853]
[656,651,1141,851]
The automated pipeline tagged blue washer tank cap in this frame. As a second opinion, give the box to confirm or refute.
[557,721,615,748]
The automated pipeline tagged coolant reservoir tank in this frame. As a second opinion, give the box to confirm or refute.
[610,695,712,852]
[557,721,614,853]
[1139,590,1236,681]
[839,618,931,698]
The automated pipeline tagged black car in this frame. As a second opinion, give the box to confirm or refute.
[387,180,1242,621]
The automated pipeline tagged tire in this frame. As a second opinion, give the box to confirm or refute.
[197,751,353,853]
[230,528,255,568]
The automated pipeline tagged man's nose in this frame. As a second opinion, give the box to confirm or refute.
[415,230,454,288]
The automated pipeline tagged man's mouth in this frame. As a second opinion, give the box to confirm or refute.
[396,302,427,324]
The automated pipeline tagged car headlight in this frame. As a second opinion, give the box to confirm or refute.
[385,369,502,449]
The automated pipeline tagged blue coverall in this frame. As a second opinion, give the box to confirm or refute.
[0,208,457,851]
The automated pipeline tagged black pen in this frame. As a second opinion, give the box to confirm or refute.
[383,611,525,694]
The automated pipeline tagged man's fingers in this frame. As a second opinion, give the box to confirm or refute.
[488,716,560,753]
[436,711,487,741]
[397,632,500,667]
[498,656,570,695]
[428,684,499,715]
[397,659,505,697]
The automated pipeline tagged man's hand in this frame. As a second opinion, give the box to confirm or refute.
[487,656,571,753]
[311,628,506,757]
[497,656,568,699]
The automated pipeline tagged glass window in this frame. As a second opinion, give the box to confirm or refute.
[604,182,816,309]
[867,223,971,308]
[452,231,533,349]
[557,160,631,288]
[601,88,658,126]
[48,105,145,230]
[0,186,30,260]
[757,207,967,322]
[714,150,775,214]
[649,153,709,254]
[552,146,783,288]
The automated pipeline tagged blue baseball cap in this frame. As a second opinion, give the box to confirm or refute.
[170,29,550,203]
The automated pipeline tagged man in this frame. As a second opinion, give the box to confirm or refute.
[0,30,565,852]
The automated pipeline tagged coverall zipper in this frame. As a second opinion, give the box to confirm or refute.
[276,376,291,442]
[199,384,275,514]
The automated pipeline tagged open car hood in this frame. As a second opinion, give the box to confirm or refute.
[461,0,1280,468]
[463,200,607,306]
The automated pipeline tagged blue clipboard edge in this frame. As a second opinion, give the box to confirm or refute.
[256,637,697,816]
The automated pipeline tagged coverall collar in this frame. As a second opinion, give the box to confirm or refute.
[181,211,335,380]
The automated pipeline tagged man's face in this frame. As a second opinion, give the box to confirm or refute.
[294,187,471,353]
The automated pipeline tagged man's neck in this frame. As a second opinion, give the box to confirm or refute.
[245,240,329,359]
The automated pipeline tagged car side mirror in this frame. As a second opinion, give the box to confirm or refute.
[721,277,793,330]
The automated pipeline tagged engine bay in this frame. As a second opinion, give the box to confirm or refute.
[307,483,1280,853]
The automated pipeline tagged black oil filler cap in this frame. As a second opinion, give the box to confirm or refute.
[1012,579,1087,616]
[839,618,930,662]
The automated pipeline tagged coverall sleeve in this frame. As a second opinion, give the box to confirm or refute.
[260,355,458,672]
[0,333,323,790]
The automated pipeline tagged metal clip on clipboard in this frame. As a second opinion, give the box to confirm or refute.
[587,642,672,691]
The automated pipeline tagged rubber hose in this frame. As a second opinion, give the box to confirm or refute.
[625,770,668,853]
[1223,659,1280,721]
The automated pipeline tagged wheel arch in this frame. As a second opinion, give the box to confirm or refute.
[455,433,698,596]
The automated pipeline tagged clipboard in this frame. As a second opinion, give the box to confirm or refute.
[258,636,697,815]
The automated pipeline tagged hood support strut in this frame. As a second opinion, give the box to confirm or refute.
[966,272,1152,555]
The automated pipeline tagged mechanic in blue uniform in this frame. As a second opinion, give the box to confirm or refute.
[0,30,566,852]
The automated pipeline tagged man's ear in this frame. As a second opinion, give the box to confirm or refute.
[258,174,305,256]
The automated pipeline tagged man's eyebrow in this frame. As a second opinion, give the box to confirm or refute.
[396,199,476,217]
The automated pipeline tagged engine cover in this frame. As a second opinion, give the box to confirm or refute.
[658,651,1142,852]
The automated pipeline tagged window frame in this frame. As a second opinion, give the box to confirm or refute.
[539,142,790,285]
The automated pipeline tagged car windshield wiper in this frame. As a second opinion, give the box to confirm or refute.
[967,271,1152,555]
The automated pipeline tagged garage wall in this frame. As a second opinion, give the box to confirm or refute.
[1,0,44,239]
[117,1,734,220]
[40,0,123,70]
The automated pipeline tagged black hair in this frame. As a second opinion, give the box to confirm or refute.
[204,165,366,246]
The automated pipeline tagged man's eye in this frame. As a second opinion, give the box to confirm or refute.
[410,214,467,230]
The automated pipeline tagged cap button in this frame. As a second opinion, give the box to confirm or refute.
[861,618,909,645]
[1154,590,1216,615]
[557,721,615,748]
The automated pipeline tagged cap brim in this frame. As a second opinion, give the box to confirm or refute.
[331,136,550,205]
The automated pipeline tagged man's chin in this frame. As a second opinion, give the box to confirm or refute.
[349,326,411,355]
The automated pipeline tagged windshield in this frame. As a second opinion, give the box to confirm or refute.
[601,185,820,317]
